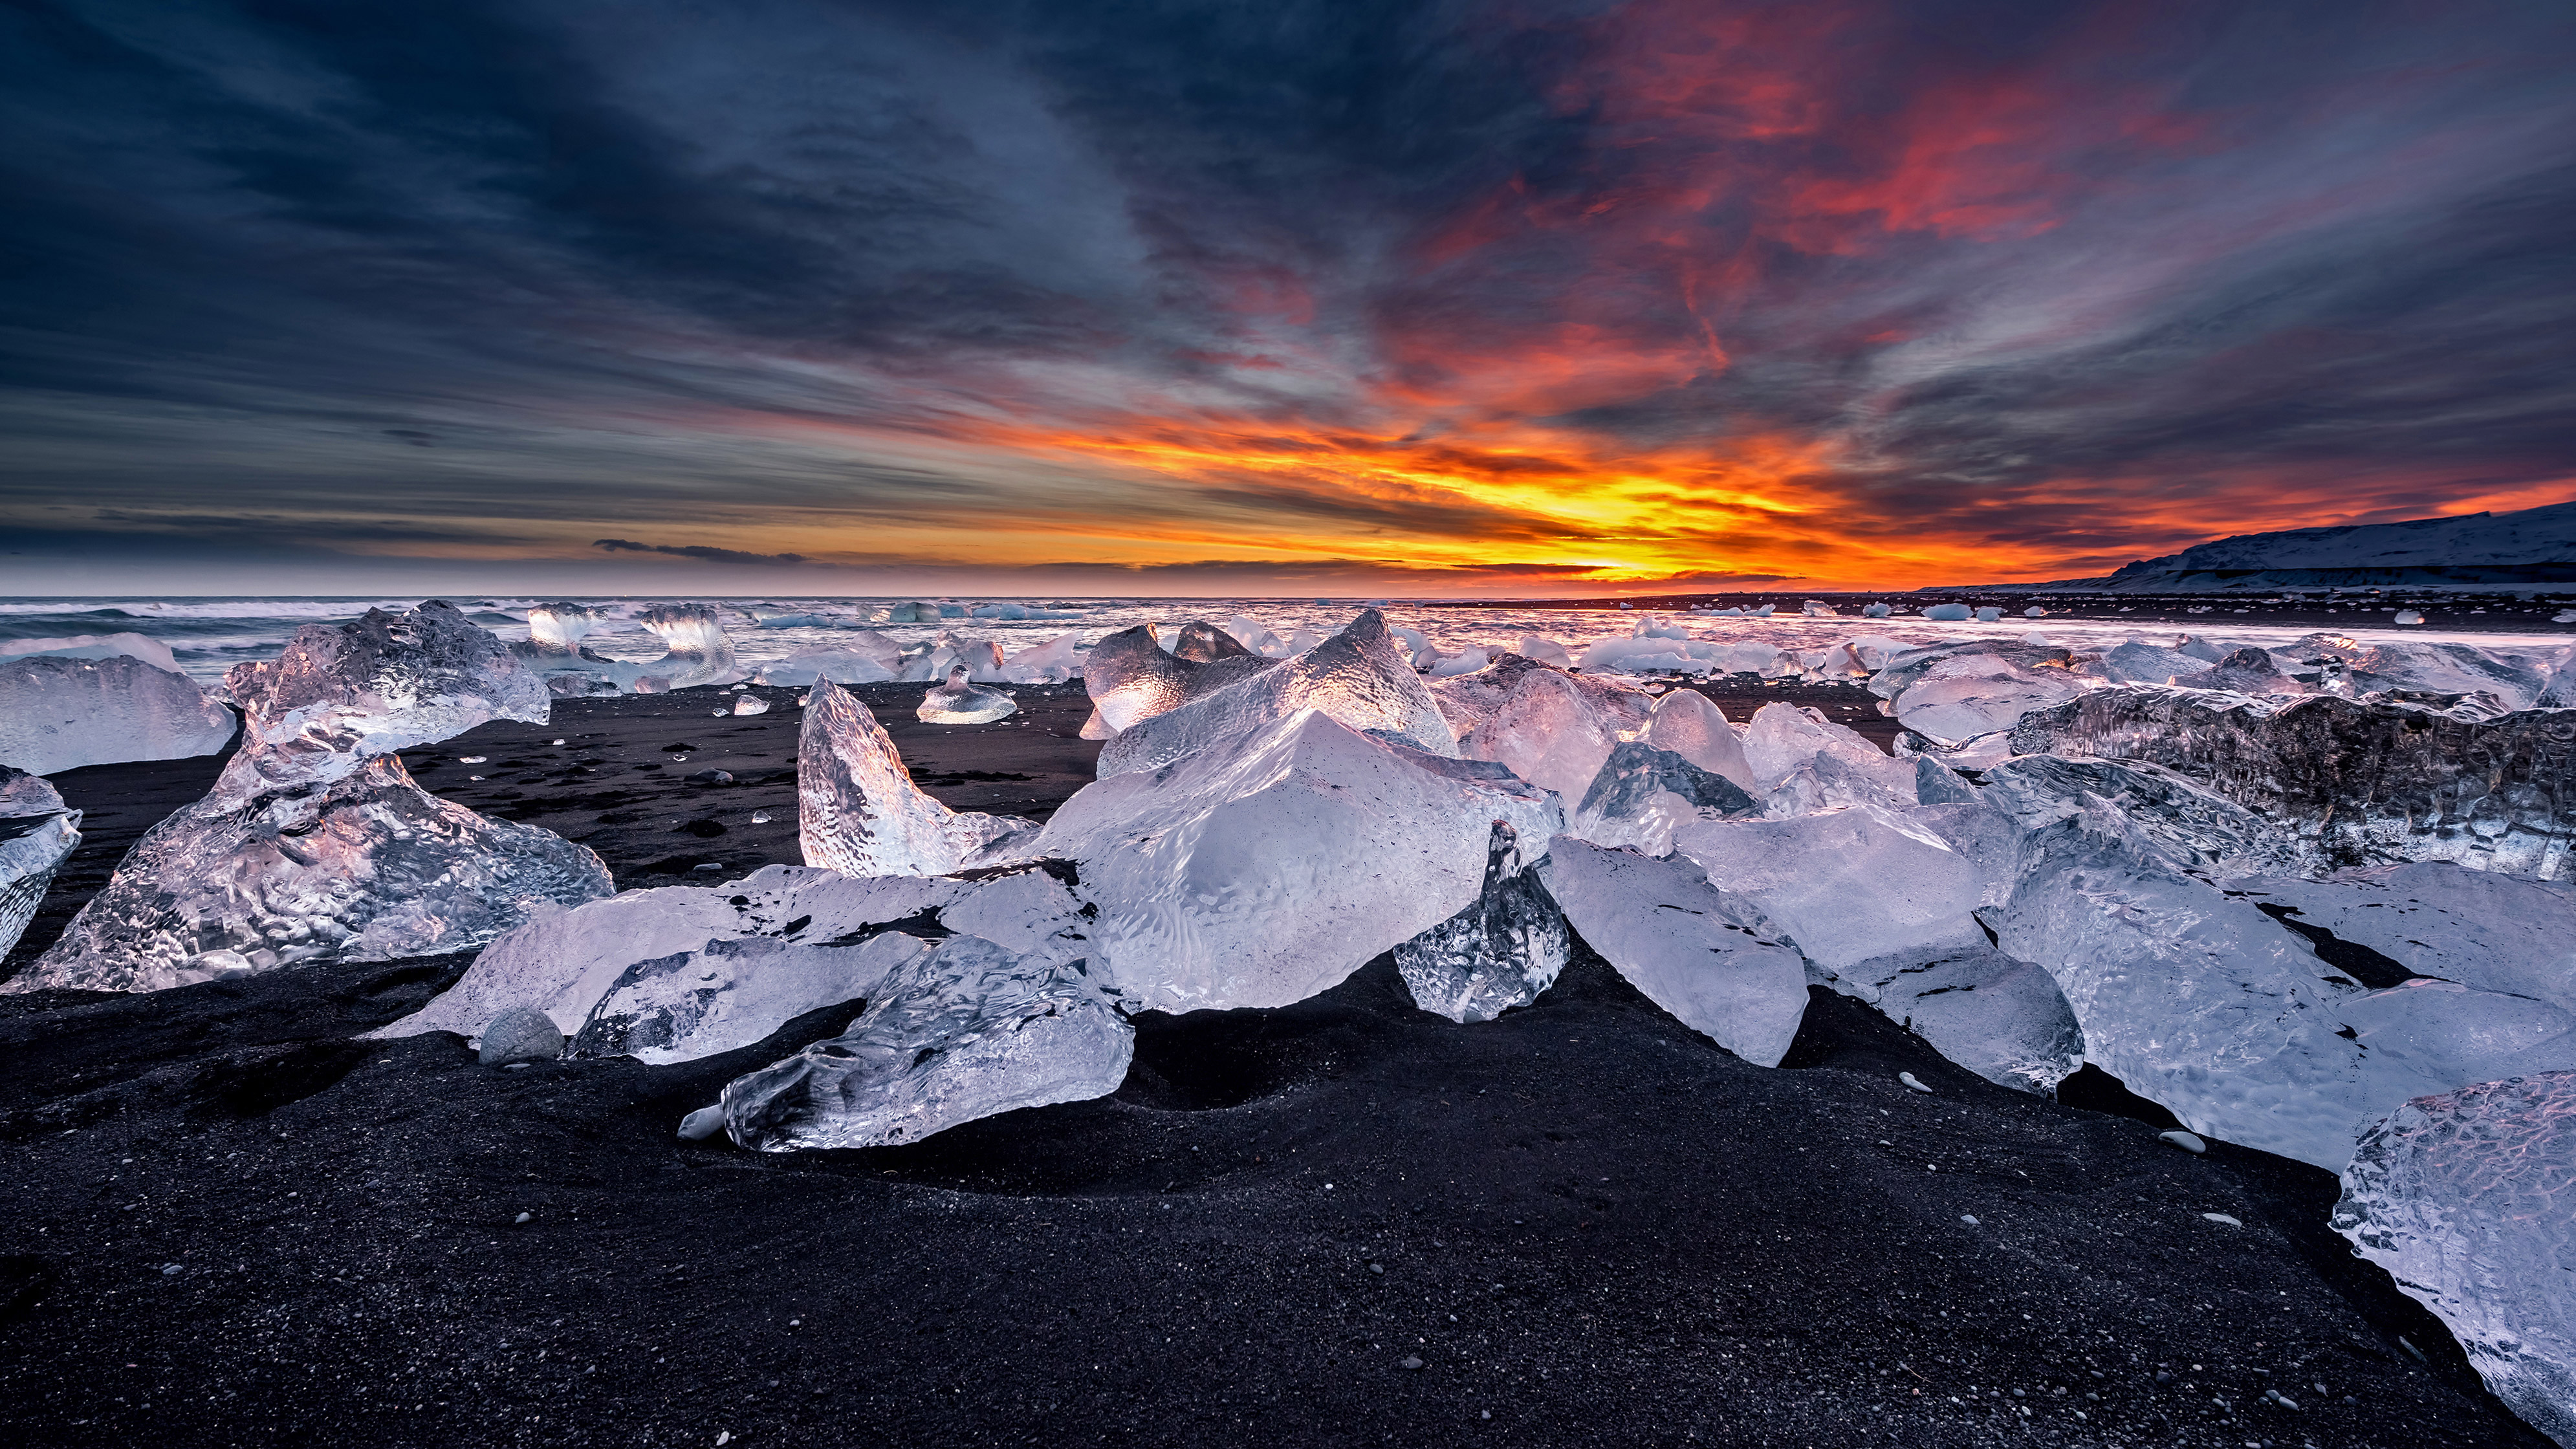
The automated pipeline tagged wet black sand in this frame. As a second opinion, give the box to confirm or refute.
[0,679,2546,1447]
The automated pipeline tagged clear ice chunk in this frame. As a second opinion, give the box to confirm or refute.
[1834,943,2085,1093]
[568,931,926,1064]
[1094,610,1459,778]
[1738,703,1916,801]
[2090,641,2216,685]
[2223,864,2576,1010]
[1173,621,1256,662]
[1426,652,1651,750]
[0,767,80,961]
[917,666,1018,724]
[0,631,182,673]
[1977,754,2309,877]
[2198,646,2307,695]
[1038,708,1560,1012]
[637,603,745,688]
[1643,689,1758,794]
[1080,623,1276,737]
[800,680,1036,876]
[2339,639,2549,710]
[13,602,609,992]
[1672,805,1988,974]
[1566,742,1760,856]
[0,653,237,776]
[1395,820,1569,1023]
[1467,668,1619,800]
[1545,838,1808,1066]
[2006,690,2576,880]
[997,633,1082,684]
[718,933,1131,1151]
[2333,1071,2576,1448]
[754,631,903,686]
[1892,653,2090,746]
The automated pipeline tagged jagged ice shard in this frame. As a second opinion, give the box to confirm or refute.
[1467,668,1619,800]
[2006,689,2576,880]
[1,767,81,961]
[0,653,237,776]
[719,933,1131,1151]
[1079,623,1276,739]
[1835,944,2086,1093]
[800,679,1036,877]
[14,602,611,993]
[2335,1073,2576,1447]
[1094,609,1458,779]
[1040,708,1560,1012]
[1395,820,1570,1023]
[1674,805,1988,975]
[1641,688,1758,795]
[1545,838,1808,1066]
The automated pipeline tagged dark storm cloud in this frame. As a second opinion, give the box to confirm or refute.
[4,0,2573,584]
[594,539,809,565]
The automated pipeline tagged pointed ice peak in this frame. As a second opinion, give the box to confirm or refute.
[1642,688,1757,794]
[1082,623,1276,735]
[1173,621,1256,662]
[800,679,1036,877]
[1426,651,1653,748]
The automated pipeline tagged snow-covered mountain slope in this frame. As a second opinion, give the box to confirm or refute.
[2049,497,2576,592]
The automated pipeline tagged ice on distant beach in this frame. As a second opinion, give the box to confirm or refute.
[15,602,610,992]
[1546,838,1808,1066]
[1426,646,1491,679]
[0,767,80,961]
[1040,708,1560,1012]
[0,631,182,673]
[2334,1072,2576,1447]
[0,653,237,776]
[998,633,1083,684]
[800,679,1036,877]
[1095,610,1458,778]
[1674,805,1988,974]
[639,602,745,688]
[918,666,1018,724]
[719,933,1131,1151]
[1922,603,1972,622]
[1395,820,1569,1023]
[1516,636,1575,668]
[2090,641,2215,686]
[521,602,606,655]
[1861,602,1894,618]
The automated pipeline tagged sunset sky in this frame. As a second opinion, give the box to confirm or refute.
[6,0,2573,595]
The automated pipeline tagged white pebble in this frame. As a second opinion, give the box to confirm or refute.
[1899,1072,1932,1093]
[2201,1212,2242,1226]
[514,1212,530,1224]
[678,1106,727,1142]
[1960,1214,1980,1226]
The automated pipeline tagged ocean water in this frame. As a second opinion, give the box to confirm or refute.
[0,594,2562,686]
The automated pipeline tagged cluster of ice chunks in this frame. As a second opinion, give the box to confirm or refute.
[754,630,903,686]
[0,767,81,961]
[1886,651,2090,747]
[720,932,1130,1151]
[12,602,611,992]
[1544,838,1808,1066]
[1038,707,1560,1012]
[1093,611,1457,779]
[1395,820,1570,1023]
[0,652,237,776]
[1078,622,1277,739]
[2007,688,2576,881]
[375,862,1089,1058]
[917,666,1017,724]
[0,631,182,672]
[2333,1072,2576,1446]
[1426,651,1651,753]
[799,679,1036,877]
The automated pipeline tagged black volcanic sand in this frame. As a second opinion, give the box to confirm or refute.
[0,677,2546,1446]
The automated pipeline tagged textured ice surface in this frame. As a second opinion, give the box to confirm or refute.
[2008,690,2576,880]
[0,631,182,673]
[13,603,607,992]
[1675,805,1987,974]
[1893,653,2090,746]
[917,666,1018,724]
[800,680,1036,876]
[1040,708,1560,1012]
[1395,820,1569,1023]
[1643,689,1758,794]
[754,632,902,686]
[638,603,745,688]
[1545,838,1807,1066]
[2199,646,2307,695]
[2223,864,2576,1008]
[1080,624,1276,737]
[0,653,237,776]
[998,633,1082,684]
[719,933,1130,1151]
[1567,743,1760,856]
[1978,754,2308,877]
[567,931,926,1065]
[2337,640,2549,710]
[1468,668,1618,800]
[2091,641,2216,685]
[1173,621,1256,662]
[2334,1072,2576,1447]
[1736,704,1918,818]
[0,768,80,961]
[1835,944,2084,1093]
[1989,807,2576,1169]
[1427,653,1651,750]
[1096,610,1458,778]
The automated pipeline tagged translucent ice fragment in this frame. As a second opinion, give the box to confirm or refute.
[0,767,80,960]
[1978,754,2308,877]
[1834,944,2084,1093]
[2091,641,2216,686]
[1861,602,1893,618]
[719,934,1131,1151]
[755,632,902,686]
[800,679,1036,876]
[1173,621,1256,662]
[1545,838,1807,1066]
[569,932,926,1065]
[733,695,770,716]
[1427,653,1651,752]
[2197,646,2307,695]
[2334,1072,2576,1446]
[1643,689,1757,794]
[1395,820,1569,1023]
[226,599,549,779]
[0,654,237,776]
[1738,703,1914,800]
[917,666,1017,724]
[1040,708,1560,1012]
[638,603,745,688]
[1095,610,1459,778]
[1921,603,1972,621]
[1894,654,2088,747]
[1567,742,1759,856]
[1673,805,1987,974]
[2344,640,2543,708]
[0,631,181,673]
[1426,646,1492,679]
[1081,624,1275,737]
[998,633,1082,684]
[1469,668,1618,800]
[2223,864,2576,1008]
[1516,636,1575,669]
